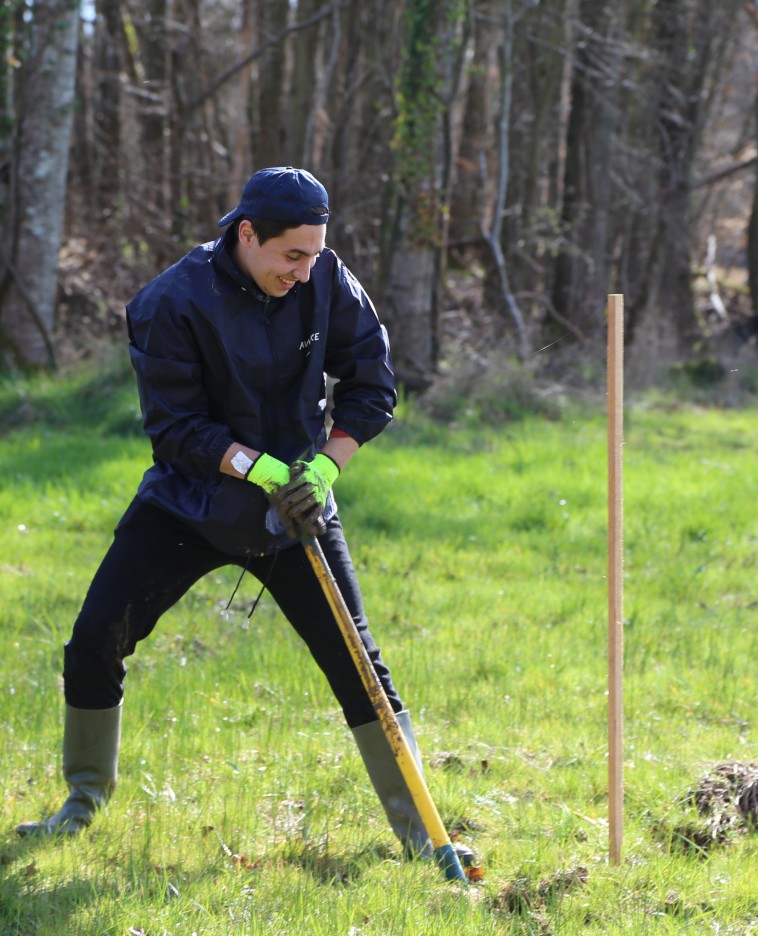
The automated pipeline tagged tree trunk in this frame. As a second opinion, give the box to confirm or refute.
[381,0,465,390]
[289,0,320,165]
[449,2,495,248]
[507,0,572,312]
[255,0,289,168]
[139,0,169,216]
[227,0,256,205]
[648,0,699,352]
[0,3,19,232]
[93,0,123,221]
[326,0,403,280]
[749,87,758,317]
[631,0,722,360]
[302,3,342,168]
[385,242,438,389]
[551,0,621,339]
[486,8,527,358]
[0,0,79,368]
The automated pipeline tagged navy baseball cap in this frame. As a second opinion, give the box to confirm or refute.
[218,167,330,227]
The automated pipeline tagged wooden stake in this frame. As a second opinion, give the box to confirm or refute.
[607,294,624,866]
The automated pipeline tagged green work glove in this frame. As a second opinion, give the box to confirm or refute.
[271,453,340,536]
[247,452,290,494]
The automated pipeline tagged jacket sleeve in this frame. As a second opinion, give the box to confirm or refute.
[126,286,234,476]
[324,259,397,445]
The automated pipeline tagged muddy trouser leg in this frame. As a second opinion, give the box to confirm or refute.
[17,500,228,836]
[253,516,431,856]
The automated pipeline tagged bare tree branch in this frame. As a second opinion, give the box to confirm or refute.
[176,3,338,127]
[693,155,758,189]
[483,1,529,360]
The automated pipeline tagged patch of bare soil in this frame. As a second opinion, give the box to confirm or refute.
[488,865,589,933]
[656,761,758,854]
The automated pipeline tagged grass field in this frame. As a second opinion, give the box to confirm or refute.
[0,359,756,934]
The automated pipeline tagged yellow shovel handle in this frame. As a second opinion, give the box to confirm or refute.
[302,535,466,881]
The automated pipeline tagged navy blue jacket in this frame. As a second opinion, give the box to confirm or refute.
[126,235,396,556]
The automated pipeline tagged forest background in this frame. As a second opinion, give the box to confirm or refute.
[1,0,758,398]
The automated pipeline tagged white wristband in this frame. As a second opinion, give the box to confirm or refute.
[231,450,254,478]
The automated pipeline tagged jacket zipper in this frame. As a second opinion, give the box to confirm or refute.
[246,292,277,560]
[262,295,278,418]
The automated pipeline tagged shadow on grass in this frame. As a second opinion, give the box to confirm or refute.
[0,832,114,933]
[280,840,400,885]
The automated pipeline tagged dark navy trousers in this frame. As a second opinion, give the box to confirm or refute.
[63,500,403,728]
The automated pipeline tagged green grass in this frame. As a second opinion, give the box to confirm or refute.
[1,360,756,934]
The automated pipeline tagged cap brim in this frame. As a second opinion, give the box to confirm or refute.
[217,209,239,227]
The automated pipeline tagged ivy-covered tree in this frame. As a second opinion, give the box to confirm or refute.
[380,0,466,390]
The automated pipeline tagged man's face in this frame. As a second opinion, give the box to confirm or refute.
[236,222,326,297]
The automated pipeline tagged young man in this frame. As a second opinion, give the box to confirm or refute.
[17,167,432,858]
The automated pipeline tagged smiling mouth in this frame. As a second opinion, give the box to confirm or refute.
[279,276,296,287]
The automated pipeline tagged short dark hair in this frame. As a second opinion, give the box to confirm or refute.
[232,216,305,247]
[232,210,328,246]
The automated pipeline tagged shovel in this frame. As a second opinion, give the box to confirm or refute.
[301,531,467,883]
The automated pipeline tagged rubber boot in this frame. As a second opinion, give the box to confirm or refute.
[351,709,433,858]
[16,703,122,837]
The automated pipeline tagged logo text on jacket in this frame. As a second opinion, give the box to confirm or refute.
[300,332,320,351]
